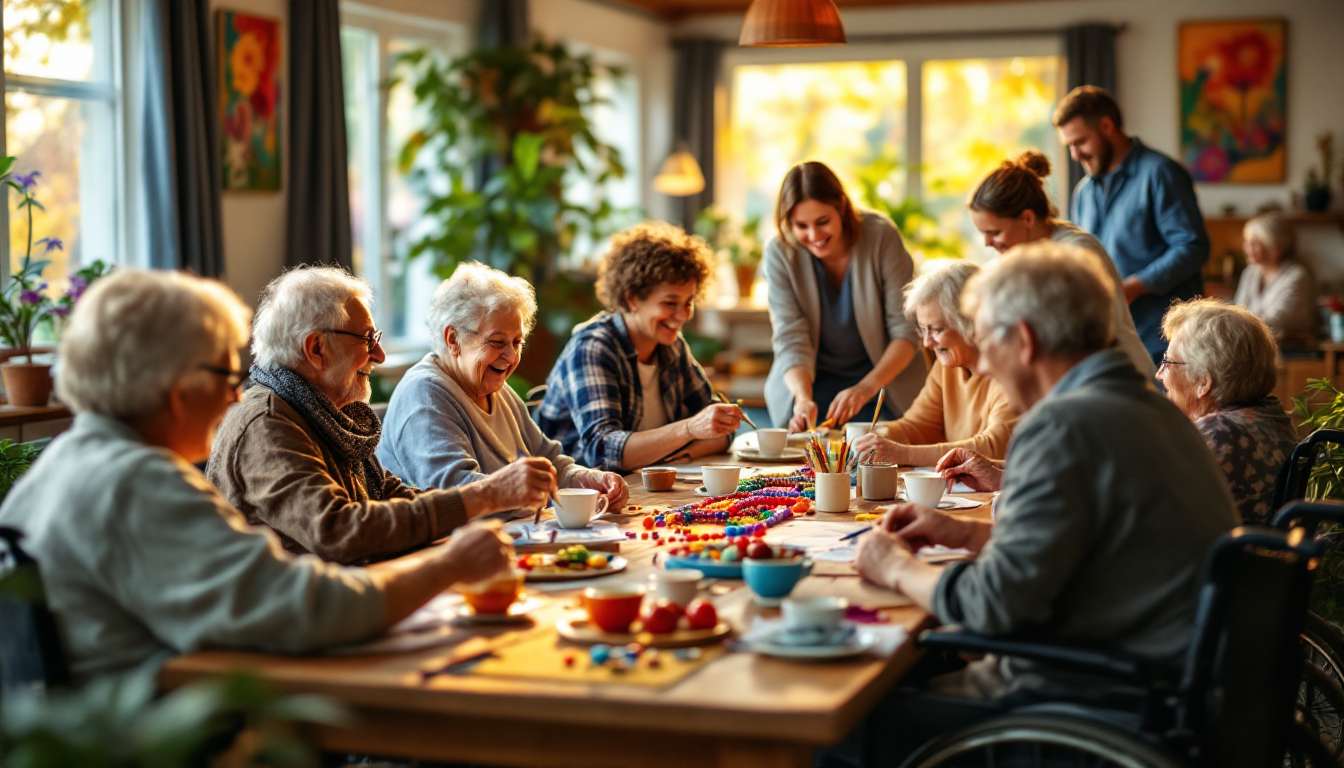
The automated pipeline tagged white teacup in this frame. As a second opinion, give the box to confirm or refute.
[703,465,742,496]
[756,428,789,458]
[904,471,947,509]
[647,569,703,606]
[553,488,608,529]
[845,422,873,442]
[782,596,849,634]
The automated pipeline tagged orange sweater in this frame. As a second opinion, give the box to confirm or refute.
[880,362,1018,464]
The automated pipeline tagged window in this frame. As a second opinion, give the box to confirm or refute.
[340,7,464,345]
[4,0,122,286]
[722,39,1063,261]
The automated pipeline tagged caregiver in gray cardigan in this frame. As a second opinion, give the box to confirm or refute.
[764,161,926,430]
[377,262,630,513]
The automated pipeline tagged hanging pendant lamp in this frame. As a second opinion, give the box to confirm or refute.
[739,0,847,48]
[653,143,706,196]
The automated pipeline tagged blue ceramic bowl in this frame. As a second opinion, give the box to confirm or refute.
[741,557,813,600]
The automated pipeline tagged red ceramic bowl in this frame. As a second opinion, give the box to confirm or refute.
[584,586,645,633]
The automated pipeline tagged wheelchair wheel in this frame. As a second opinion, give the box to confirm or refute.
[1300,612,1344,764]
[900,713,1184,768]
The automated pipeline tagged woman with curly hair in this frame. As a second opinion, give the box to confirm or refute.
[537,222,744,471]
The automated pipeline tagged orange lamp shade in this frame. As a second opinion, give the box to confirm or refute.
[739,0,847,48]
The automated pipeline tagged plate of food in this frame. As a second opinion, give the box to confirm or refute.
[517,546,627,582]
[556,614,731,648]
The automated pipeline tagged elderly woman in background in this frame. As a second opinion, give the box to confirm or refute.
[765,161,925,430]
[378,262,628,511]
[1158,298,1298,524]
[0,270,512,685]
[849,261,1017,466]
[1234,212,1318,347]
[538,223,743,471]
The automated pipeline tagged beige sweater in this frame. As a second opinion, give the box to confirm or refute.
[209,384,467,564]
[879,362,1018,464]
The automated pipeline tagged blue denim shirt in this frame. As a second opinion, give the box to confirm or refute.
[537,312,718,472]
[1070,138,1209,361]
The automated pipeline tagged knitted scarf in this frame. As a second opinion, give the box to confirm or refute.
[249,365,385,500]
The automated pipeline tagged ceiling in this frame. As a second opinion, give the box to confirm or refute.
[611,0,1054,21]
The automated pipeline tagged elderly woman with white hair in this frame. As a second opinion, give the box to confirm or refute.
[210,266,529,565]
[1158,298,1298,524]
[0,270,512,685]
[1234,212,1318,347]
[848,261,1017,466]
[377,262,629,512]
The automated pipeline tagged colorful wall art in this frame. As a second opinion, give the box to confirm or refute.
[218,10,282,191]
[1179,19,1287,183]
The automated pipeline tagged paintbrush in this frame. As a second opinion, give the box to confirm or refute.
[715,390,758,430]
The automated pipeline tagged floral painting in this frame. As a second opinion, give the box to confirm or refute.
[1179,19,1286,183]
[218,10,281,191]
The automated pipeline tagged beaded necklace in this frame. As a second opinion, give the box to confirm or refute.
[638,468,817,538]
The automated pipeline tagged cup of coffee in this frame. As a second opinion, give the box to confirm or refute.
[702,465,742,496]
[553,488,609,529]
[845,422,873,442]
[755,428,788,458]
[741,556,812,604]
[456,569,525,615]
[647,569,703,606]
[641,466,676,492]
[814,472,851,513]
[584,584,645,634]
[782,596,848,635]
[859,462,898,501]
[904,471,947,509]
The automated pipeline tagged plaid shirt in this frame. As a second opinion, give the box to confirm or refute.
[538,312,717,472]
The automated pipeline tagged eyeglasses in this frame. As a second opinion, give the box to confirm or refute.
[325,328,384,353]
[917,324,951,342]
[1159,357,1187,371]
[199,365,246,388]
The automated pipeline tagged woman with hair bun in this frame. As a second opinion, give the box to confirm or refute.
[968,150,1155,379]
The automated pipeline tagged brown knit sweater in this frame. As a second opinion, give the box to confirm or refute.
[208,385,467,564]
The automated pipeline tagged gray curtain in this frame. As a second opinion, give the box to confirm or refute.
[141,0,224,276]
[1063,24,1118,213]
[672,39,723,230]
[286,0,352,269]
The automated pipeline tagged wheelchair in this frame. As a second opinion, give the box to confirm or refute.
[897,526,1327,767]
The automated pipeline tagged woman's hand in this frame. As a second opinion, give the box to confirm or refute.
[486,457,557,511]
[788,398,818,433]
[826,382,878,426]
[687,403,743,440]
[849,432,906,466]
[934,448,1003,493]
[854,529,914,592]
[576,470,630,512]
[877,501,968,551]
[442,521,516,585]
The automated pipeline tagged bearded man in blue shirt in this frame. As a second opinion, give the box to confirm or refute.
[1056,85,1210,367]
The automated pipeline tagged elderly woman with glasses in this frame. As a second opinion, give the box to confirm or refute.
[378,262,629,513]
[1157,298,1297,524]
[0,270,513,685]
[848,261,1017,466]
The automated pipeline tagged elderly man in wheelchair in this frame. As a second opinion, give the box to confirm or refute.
[828,243,1327,767]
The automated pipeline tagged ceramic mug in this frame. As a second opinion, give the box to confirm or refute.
[904,471,947,509]
[647,569,703,606]
[755,428,789,458]
[814,472,851,513]
[782,596,848,634]
[860,462,898,501]
[554,488,609,529]
[741,557,813,602]
[703,465,743,496]
[584,584,645,633]
[641,466,677,492]
[456,570,524,615]
[845,422,873,442]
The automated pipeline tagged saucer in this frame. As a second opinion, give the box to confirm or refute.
[752,626,878,660]
[771,623,857,648]
[695,486,740,497]
[733,447,807,464]
[453,595,543,624]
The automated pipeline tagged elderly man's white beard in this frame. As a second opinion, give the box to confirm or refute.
[321,348,374,406]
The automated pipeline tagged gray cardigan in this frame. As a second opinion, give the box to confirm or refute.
[377,353,587,491]
[763,211,927,427]
[0,413,385,685]
[933,350,1237,697]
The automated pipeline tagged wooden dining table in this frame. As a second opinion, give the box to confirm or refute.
[159,457,994,768]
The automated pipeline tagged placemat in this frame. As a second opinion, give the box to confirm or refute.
[470,630,725,688]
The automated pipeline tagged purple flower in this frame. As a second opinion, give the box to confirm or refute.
[19,289,42,305]
[35,237,62,253]
[50,305,69,318]
[12,171,40,191]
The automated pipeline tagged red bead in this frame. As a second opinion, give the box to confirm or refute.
[642,516,655,530]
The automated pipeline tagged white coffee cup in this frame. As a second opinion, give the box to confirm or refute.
[782,596,848,634]
[553,488,609,529]
[647,569,703,606]
[904,471,947,509]
[756,428,789,458]
[845,422,873,442]
[703,465,743,496]
[814,472,851,513]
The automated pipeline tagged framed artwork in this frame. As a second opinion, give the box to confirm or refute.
[218,10,282,191]
[1179,19,1287,183]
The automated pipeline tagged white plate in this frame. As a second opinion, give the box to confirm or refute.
[733,447,808,463]
[523,555,628,583]
[453,595,543,624]
[751,627,879,660]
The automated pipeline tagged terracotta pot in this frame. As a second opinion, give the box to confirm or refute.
[734,264,758,299]
[2,363,53,407]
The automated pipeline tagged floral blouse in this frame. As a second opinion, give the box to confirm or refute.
[1195,396,1298,525]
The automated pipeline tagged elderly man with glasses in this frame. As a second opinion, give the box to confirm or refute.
[210,267,550,564]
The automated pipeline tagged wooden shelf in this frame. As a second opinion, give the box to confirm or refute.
[0,401,70,429]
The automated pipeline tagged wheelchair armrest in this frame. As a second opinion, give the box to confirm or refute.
[1272,500,1344,532]
[917,629,1159,685]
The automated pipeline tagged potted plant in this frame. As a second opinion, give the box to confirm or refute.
[694,206,764,300]
[1306,131,1335,212]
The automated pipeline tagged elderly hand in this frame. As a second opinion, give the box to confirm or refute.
[687,403,742,441]
[577,470,629,512]
[788,398,819,433]
[878,501,968,551]
[850,432,906,466]
[442,521,515,585]
[854,528,915,592]
[934,448,1003,492]
[487,457,557,512]
[825,382,878,426]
